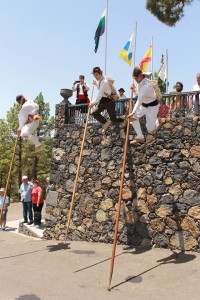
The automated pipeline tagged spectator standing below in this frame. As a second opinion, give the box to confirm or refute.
[16,95,41,149]
[190,73,200,115]
[128,67,160,145]
[19,175,33,225]
[170,82,188,117]
[31,180,44,228]
[72,75,90,113]
[0,188,9,231]
[89,67,127,133]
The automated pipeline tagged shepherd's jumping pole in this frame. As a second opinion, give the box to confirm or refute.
[0,134,19,221]
[64,85,94,243]
[108,91,133,291]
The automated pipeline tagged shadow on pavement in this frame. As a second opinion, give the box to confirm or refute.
[46,242,71,252]
[4,227,18,232]
[74,250,133,273]
[123,246,152,254]
[0,249,46,260]
[111,251,196,290]
[15,294,41,300]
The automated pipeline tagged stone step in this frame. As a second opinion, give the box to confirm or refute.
[6,219,44,239]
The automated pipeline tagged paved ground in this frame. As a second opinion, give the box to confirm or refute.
[1,203,200,300]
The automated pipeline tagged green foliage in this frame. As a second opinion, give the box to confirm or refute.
[154,71,168,93]
[146,0,194,26]
[0,93,55,200]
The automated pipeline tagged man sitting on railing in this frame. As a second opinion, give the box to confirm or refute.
[190,73,200,115]
[170,82,188,117]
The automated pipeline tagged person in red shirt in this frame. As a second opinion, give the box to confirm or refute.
[159,99,169,118]
[31,180,44,228]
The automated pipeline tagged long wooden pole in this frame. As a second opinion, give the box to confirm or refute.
[64,85,94,243]
[0,134,19,221]
[108,90,133,291]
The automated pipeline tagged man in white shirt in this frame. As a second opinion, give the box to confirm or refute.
[72,75,90,113]
[118,88,127,100]
[190,73,200,115]
[89,67,126,133]
[117,88,128,115]
[128,67,160,145]
[16,95,41,148]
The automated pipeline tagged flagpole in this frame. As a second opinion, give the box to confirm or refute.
[151,36,153,79]
[104,0,108,76]
[133,22,137,68]
[166,49,168,93]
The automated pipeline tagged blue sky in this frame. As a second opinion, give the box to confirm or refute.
[0,0,199,119]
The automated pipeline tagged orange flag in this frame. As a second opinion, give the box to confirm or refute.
[139,44,152,72]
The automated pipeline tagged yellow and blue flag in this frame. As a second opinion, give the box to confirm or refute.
[119,33,135,66]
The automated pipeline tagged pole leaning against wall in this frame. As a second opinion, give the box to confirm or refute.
[64,85,94,243]
[108,90,133,291]
[0,134,19,221]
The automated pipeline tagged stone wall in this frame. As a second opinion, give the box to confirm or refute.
[44,103,200,251]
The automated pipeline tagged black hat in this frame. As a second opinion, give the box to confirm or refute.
[91,67,102,74]
[118,88,125,92]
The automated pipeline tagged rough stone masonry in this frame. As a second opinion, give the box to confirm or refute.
[44,102,200,252]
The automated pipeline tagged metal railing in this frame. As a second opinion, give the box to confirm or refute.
[65,91,200,124]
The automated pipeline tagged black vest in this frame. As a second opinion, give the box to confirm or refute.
[76,84,88,99]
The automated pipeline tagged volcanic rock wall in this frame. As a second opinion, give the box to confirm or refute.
[44,102,200,251]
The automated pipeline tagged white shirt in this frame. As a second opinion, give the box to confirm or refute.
[18,100,39,130]
[72,83,90,95]
[0,195,9,209]
[92,76,111,105]
[132,78,156,114]
[193,83,200,91]
[118,94,127,100]
[192,83,200,104]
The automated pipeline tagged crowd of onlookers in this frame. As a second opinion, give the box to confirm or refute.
[0,176,49,231]
[19,175,49,228]
[71,72,200,121]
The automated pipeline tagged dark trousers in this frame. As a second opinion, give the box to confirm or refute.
[33,203,43,225]
[76,99,88,113]
[92,97,124,124]
[22,201,33,222]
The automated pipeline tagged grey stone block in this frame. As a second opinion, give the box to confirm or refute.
[46,191,58,207]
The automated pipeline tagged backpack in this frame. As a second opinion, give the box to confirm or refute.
[105,76,118,101]
[150,80,162,101]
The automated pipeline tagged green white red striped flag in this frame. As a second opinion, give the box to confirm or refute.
[94,8,106,53]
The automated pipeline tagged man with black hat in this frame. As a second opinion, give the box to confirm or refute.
[117,87,128,116]
[118,88,127,100]
[16,95,41,149]
[89,67,126,133]
[128,67,160,145]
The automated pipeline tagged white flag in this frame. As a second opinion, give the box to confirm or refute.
[158,63,167,82]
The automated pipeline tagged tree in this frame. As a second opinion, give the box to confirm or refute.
[0,119,13,189]
[6,104,22,194]
[0,93,54,200]
[146,0,194,26]
[154,55,168,93]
